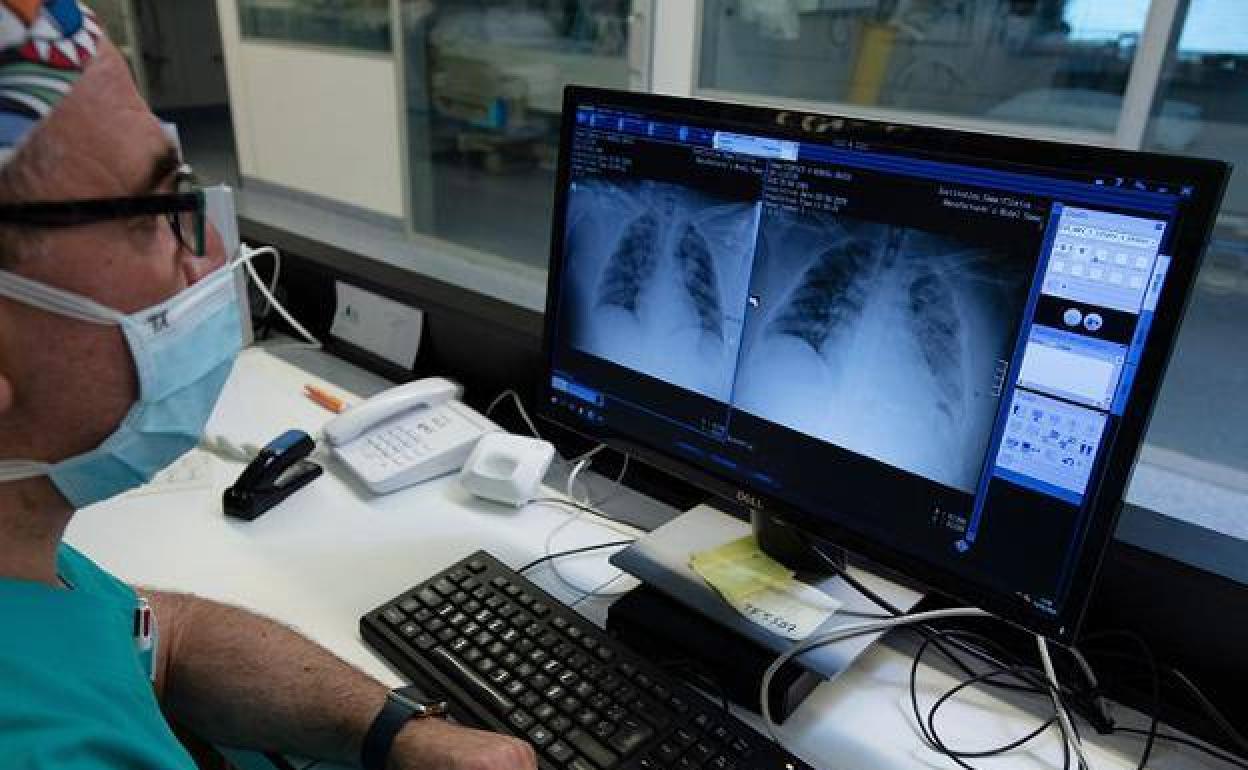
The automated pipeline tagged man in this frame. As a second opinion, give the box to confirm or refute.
[0,3,535,769]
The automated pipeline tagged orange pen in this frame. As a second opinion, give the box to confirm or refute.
[304,384,347,414]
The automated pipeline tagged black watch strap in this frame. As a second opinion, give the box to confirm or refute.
[361,687,449,770]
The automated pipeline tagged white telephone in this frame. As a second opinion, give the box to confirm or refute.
[324,377,497,494]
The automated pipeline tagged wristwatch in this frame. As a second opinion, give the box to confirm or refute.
[361,686,450,770]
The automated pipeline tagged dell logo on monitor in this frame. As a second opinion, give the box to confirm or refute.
[736,490,765,511]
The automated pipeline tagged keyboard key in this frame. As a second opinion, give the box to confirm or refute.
[433,578,456,596]
[593,720,616,739]
[528,724,555,748]
[568,758,596,770]
[655,741,681,764]
[547,741,575,763]
[398,597,422,613]
[412,633,437,652]
[418,588,443,607]
[382,607,406,626]
[466,558,488,573]
[566,728,619,769]
[509,710,536,731]
[575,708,598,727]
[691,742,717,763]
[608,718,653,756]
[398,621,421,638]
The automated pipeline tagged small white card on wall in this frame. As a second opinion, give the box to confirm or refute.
[331,282,424,369]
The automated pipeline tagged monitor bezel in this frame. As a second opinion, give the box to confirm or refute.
[538,86,1230,643]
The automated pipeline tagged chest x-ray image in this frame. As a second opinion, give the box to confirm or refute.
[734,209,1031,492]
[557,179,760,401]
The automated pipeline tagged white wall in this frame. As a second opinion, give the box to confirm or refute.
[215,0,405,219]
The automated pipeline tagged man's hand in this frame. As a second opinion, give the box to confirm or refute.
[390,718,537,770]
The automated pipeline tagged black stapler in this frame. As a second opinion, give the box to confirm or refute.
[223,430,323,520]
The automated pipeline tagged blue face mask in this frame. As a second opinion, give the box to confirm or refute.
[0,238,244,509]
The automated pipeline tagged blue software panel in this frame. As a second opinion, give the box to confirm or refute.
[1041,207,1168,313]
[1017,325,1128,411]
[995,389,1108,501]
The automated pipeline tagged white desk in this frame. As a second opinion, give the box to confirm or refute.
[65,346,1238,770]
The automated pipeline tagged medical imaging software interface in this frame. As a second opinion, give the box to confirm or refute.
[548,102,1195,618]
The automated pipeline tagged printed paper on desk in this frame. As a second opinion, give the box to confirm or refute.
[691,536,841,640]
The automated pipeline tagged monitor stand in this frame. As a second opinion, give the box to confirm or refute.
[607,504,925,720]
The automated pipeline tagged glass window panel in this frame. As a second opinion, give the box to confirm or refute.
[698,0,1149,134]
[402,1,634,268]
[1126,0,1248,540]
[238,0,392,52]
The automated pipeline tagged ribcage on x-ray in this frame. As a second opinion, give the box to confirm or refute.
[596,212,659,316]
[675,223,724,340]
[908,271,965,420]
[768,238,877,351]
[767,227,973,422]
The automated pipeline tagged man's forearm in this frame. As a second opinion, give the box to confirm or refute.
[148,590,386,764]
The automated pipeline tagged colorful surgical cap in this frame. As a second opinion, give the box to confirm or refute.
[0,0,101,162]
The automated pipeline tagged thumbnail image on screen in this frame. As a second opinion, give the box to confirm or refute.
[733,209,1032,492]
[559,178,759,402]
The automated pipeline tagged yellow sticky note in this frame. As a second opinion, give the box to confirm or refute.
[690,536,840,640]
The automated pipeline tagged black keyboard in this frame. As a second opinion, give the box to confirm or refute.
[361,550,814,770]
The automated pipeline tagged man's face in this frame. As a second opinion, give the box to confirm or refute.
[0,41,226,484]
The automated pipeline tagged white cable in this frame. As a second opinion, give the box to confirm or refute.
[1039,635,1092,770]
[566,453,596,504]
[484,389,543,440]
[198,246,324,459]
[534,497,636,600]
[236,245,321,350]
[199,434,263,463]
[759,607,991,744]
[562,444,630,507]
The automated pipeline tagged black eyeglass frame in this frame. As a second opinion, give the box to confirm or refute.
[0,171,207,256]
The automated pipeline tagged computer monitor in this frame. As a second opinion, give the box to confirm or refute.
[538,87,1229,643]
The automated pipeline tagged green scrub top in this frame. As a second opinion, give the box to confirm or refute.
[0,543,196,770]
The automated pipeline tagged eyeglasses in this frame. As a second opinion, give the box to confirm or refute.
[0,165,207,256]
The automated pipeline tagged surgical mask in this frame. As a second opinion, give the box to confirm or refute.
[0,187,246,508]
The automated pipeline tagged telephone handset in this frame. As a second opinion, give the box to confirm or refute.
[324,377,497,494]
